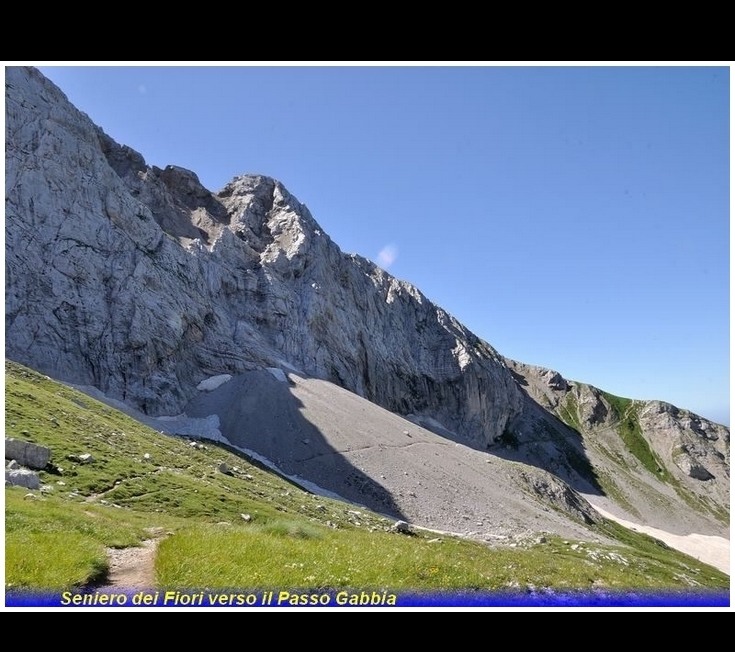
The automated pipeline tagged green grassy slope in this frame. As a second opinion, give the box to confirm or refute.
[594,389,727,524]
[4,361,728,592]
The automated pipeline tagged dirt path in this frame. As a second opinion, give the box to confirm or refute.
[99,528,166,589]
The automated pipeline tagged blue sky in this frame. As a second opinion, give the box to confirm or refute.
[37,65,730,425]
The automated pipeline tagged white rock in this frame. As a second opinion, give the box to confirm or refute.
[197,375,233,392]
[266,367,288,383]
[6,469,41,490]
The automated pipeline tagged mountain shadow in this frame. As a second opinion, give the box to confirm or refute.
[184,370,406,520]
[489,391,605,497]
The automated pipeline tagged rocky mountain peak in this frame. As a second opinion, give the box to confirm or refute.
[217,173,325,270]
[5,66,522,445]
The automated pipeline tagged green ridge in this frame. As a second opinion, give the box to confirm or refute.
[600,391,669,479]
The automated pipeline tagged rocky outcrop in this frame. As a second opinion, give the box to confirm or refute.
[5,438,51,470]
[505,360,729,535]
[5,468,41,490]
[514,468,600,526]
[639,400,728,481]
[5,66,521,447]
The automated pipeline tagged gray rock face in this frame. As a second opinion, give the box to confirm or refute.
[506,361,729,536]
[5,469,41,490]
[5,66,521,447]
[641,401,726,486]
[673,455,714,482]
[514,468,600,526]
[5,439,51,470]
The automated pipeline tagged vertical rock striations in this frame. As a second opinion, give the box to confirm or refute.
[5,66,522,446]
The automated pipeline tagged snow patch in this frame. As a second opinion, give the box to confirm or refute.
[154,414,226,442]
[588,502,730,575]
[222,441,352,504]
[67,383,226,442]
[266,367,288,383]
[277,359,302,373]
[197,374,233,391]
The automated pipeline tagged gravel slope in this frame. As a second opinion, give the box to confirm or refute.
[185,370,608,544]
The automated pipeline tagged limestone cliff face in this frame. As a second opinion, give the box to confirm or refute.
[5,66,522,446]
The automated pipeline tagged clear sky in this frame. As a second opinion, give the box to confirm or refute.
[36,65,730,425]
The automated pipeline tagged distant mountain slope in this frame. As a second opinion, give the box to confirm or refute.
[5,66,729,545]
[504,361,728,538]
